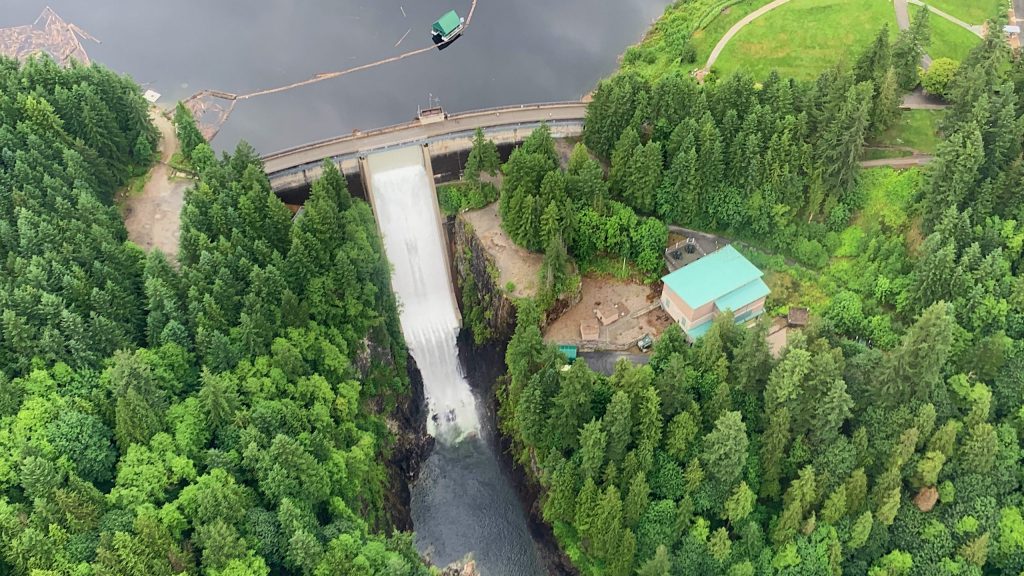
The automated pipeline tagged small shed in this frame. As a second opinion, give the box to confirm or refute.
[788,307,809,327]
[580,320,600,341]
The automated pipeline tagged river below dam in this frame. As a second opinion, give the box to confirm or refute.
[5,0,670,153]
[370,147,545,574]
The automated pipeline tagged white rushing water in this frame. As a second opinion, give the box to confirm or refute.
[369,148,479,441]
[369,147,545,575]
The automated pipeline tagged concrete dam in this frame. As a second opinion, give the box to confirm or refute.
[363,146,545,574]
[261,101,587,197]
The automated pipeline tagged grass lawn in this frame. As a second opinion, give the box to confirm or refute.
[924,0,1003,25]
[690,0,776,65]
[714,0,897,80]
[872,109,946,153]
[621,0,761,79]
[912,4,981,62]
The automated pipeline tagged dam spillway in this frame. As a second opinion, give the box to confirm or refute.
[366,146,475,436]
[365,147,544,575]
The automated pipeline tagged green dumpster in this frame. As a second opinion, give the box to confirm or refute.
[558,345,578,363]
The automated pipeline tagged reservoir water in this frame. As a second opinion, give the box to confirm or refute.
[4,0,670,153]
[370,147,544,574]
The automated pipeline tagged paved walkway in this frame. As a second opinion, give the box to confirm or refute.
[901,88,948,109]
[262,102,587,175]
[705,0,793,71]
[580,352,650,376]
[907,0,984,37]
[894,0,933,68]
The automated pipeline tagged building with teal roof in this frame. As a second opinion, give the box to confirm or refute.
[660,245,769,341]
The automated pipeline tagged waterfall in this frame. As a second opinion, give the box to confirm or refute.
[370,155,479,441]
[368,147,544,575]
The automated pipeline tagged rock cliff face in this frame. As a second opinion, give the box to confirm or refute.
[450,215,579,341]
[385,354,434,532]
[450,214,580,576]
[439,556,479,576]
[451,217,518,342]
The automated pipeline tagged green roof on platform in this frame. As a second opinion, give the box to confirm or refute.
[433,11,462,35]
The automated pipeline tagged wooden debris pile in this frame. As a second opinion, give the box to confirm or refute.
[0,7,98,66]
[182,90,238,141]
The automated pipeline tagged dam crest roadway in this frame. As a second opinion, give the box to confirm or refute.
[260,101,587,192]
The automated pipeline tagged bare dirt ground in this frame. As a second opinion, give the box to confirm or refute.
[461,203,543,298]
[544,276,672,351]
[767,317,789,358]
[120,108,193,262]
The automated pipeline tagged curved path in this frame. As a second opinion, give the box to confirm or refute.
[705,0,982,74]
[705,0,793,71]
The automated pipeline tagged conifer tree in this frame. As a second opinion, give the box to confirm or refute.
[892,7,930,90]
[174,101,205,161]
[464,127,500,180]
[579,419,608,481]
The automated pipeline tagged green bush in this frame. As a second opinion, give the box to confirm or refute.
[624,45,659,66]
[921,58,959,98]
[680,41,698,64]
[793,237,829,269]
[437,182,498,216]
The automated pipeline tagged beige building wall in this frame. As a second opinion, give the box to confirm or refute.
[731,295,767,319]
[661,285,716,328]
[661,284,768,335]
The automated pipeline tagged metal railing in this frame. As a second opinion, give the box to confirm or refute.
[261,101,587,164]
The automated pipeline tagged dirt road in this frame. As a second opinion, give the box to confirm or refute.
[121,108,192,262]
[859,154,934,169]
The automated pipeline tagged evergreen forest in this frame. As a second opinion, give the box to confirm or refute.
[0,56,431,576]
[495,16,1024,576]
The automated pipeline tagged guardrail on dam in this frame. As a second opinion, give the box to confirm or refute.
[261,101,587,193]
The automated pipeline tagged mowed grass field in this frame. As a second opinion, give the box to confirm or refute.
[690,0,775,66]
[713,0,897,80]
[911,4,981,62]
[925,0,1003,24]
[872,109,946,153]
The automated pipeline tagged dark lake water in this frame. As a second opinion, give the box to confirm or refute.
[6,0,670,153]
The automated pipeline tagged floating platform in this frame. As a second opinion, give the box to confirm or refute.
[432,10,465,43]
